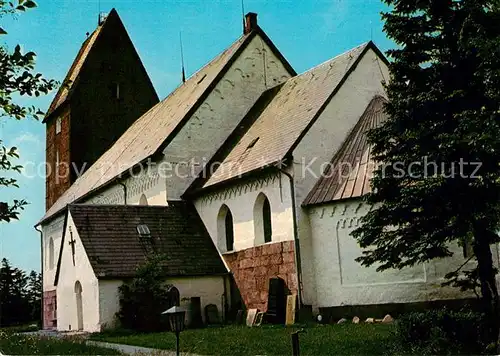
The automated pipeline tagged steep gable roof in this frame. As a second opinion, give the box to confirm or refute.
[43,8,157,121]
[198,42,386,190]
[39,25,295,225]
[44,26,102,120]
[303,96,387,206]
[54,202,227,284]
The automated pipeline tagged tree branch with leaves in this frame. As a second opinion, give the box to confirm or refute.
[352,0,500,350]
[0,0,57,222]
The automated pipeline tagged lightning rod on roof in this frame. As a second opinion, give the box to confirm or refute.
[180,32,186,83]
[241,0,245,33]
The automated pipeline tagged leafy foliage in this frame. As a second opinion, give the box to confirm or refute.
[0,0,57,223]
[0,258,41,327]
[353,0,500,270]
[116,255,173,332]
[394,309,489,355]
[352,0,500,346]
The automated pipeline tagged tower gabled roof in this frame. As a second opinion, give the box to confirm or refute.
[39,23,295,225]
[43,23,102,121]
[43,8,157,122]
[303,95,388,206]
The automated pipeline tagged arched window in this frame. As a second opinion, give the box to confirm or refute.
[49,237,54,270]
[263,198,272,243]
[139,194,148,206]
[217,205,234,252]
[254,193,273,245]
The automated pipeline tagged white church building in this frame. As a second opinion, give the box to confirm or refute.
[37,10,475,332]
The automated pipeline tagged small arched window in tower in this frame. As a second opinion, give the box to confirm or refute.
[48,237,54,270]
[56,117,62,134]
[217,205,234,252]
[254,193,273,245]
[55,150,60,182]
[139,194,148,206]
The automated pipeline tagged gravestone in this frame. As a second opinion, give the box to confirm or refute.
[246,308,258,327]
[255,312,264,326]
[205,304,221,325]
[285,294,297,326]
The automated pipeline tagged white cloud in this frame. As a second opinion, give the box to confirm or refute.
[12,132,43,147]
[6,132,44,180]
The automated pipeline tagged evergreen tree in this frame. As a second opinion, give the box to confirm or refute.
[352,0,500,348]
[26,271,41,323]
[0,259,40,326]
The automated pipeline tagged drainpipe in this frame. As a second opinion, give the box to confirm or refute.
[118,182,127,205]
[276,162,303,309]
[35,225,44,329]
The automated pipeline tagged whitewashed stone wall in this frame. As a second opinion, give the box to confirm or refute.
[163,34,292,199]
[194,172,294,253]
[292,48,390,307]
[98,280,122,330]
[86,163,167,206]
[56,212,100,332]
[308,200,478,307]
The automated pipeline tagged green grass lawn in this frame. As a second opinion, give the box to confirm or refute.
[91,323,397,355]
[0,332,121,355]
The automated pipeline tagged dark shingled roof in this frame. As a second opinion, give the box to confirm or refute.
[303,95,388,206]
[43,8,150,121]
[55,202,227,283]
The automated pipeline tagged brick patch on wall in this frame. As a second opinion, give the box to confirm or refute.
[43,290,57,330]
[223,240,297,312]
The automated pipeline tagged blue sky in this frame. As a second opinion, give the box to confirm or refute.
[0,0,393,272]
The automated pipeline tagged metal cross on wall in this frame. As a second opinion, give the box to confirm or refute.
[68,227,76,266]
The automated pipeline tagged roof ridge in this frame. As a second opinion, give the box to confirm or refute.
[303,95,388,206]
[295,41,370,77]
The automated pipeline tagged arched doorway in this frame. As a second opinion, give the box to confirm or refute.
[166,285,180,307]
[74,281,83,331]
